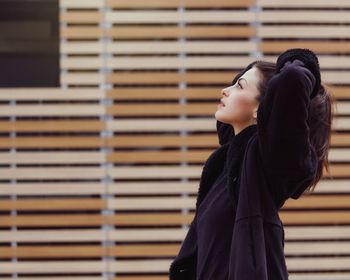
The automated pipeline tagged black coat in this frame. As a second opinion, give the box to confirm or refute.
[168,59,318,280]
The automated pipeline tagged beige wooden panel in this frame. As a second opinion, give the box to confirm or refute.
[106,70,235,84]
[285,225,350,240]
[105,41,257,54]
[107,135,217,148]
[61,58,104,69]
[285,241,350,255]
[108,197,196,210]
[61,27,103,39]
[107,87,221,100]
[105,11,256,24]
[106,0,254,8]
[106,25,255,39]
[286,257,350,271]
[104,56,254,70]
[258,11,350,23]
[107,118,216,132]
[259,26,350,38]
[0,152,104,164]
[61,0,104,8]
[108,150,211,163]
[290,273,350,280]
[108,259,173,273]
[0,183,104,195]
[0,89,104,100]
[61,73,104,85]
[0,120,104,132]
[0,230,105,242]
[61,40,257,54]
[261,40,350,54]
[1,245,106,258]
[0,261,106,273]
[0,137,104,148]
[109,182,198,195]
[0,105,105,116]
[259,0,350,8]
[61,42,104,54]
[0,198,106,211]
[60,11,103,23]
[0,167,104,179]
[107,103,216,116]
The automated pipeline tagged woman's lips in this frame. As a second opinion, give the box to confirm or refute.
[217,102,225,108]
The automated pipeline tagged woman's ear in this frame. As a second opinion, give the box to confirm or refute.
[253,105,258,119]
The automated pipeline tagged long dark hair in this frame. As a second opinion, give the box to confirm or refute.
[233,60,334,196]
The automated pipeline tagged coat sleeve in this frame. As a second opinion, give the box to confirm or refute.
[169,212,198,279]
[256,59,318,199]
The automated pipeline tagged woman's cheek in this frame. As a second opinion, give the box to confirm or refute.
[230,96,251,121]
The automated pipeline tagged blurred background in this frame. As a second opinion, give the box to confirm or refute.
[0,0,349,279]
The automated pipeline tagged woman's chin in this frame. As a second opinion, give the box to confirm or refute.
[214,110,224,122]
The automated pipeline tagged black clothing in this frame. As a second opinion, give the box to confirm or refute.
[169,55,319,279]
[196,125,257,280]
[276,48,320,99]
[196,161,232,279]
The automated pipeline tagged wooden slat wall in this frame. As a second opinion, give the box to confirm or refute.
[0,0,349,279]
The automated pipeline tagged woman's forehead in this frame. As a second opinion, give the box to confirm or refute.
[240,67,259,83]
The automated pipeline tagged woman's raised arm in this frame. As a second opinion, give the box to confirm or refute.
[256,58,318,198]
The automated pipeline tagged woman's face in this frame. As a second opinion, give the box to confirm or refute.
[215,66,261,127]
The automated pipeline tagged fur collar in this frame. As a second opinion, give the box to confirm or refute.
[195,121,258,210]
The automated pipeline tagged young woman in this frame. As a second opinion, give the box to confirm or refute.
[169,48,333,280]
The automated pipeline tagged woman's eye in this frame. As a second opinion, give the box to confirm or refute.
[235,82,242,89]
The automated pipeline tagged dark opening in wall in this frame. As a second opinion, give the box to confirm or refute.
[0,0,59,87]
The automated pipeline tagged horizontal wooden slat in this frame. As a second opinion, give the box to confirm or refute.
[0,137,104,148]
[106,26,255,39]
[259,26,350,38]
[0,152,105,164]
[105,11,255,24]
[0,183,105,196]
[61,27,103,39]
[60,11,103,23]
[259,0,350,8]
[0,105,104,116]
[0,244,178,258]
[0,199,106,211]
[61,41,257,54]
[258,11,350,23]
[106,0,254,8]
[289,273,350,280]
[285,241,350,255]
[283,195,350,209]
[285,225,350,240]
[260,41,350,54]
[0,167,104,180]
[0,89,104,100]
[0,213,192,227]
[0,120,104,132]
